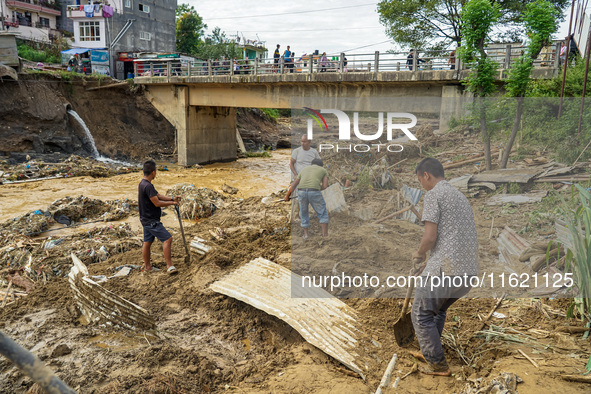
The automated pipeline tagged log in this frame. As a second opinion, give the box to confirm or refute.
[1,282,12,308]
[375,353,397,394]
[556,326,591,334]
[561,375,591,384]
[374,206,413,224]
[531,248,560,272]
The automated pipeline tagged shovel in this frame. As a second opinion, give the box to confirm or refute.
[393,261,422,347]
[174,205,191,264]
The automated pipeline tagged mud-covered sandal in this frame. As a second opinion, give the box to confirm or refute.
[167,266,178,275]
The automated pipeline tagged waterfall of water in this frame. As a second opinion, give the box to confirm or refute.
[67,109,100,158]
[67,109,134,166]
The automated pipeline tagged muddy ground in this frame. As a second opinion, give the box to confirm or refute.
[1,132,591,393]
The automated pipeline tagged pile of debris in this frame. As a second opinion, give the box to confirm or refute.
[0,155,138,184]
[167,183,228,220]
[1,196,136,236]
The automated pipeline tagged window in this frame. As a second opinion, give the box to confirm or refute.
[138,3,150,13]
[125,0,131,7]
[39,17,50,28]
[139,31,151,41]
[79,21,100,42]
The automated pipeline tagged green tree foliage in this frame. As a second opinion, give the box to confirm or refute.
[176,4,206,55]
[500,0,559,168]
[458,0,500,170]
[377,0,568,50]
[199,27,241,60]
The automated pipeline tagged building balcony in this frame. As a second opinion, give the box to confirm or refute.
[67,3,108,18]
[6,0,61,16]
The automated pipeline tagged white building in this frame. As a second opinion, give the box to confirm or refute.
[66,0,121,49]
[0,0,61,43]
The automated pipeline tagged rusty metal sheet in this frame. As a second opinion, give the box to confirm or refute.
[209,257,365,379]
[486,191,547,206]
[471,168,544,184]
[497,226,531,265]
[68,253,155,330]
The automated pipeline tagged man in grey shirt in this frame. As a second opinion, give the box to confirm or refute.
[410,158,478,376]
[290,134,321,178]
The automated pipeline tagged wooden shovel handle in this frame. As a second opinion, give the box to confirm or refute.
[400,259,424,315]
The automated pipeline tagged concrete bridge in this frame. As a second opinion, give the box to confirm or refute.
[135,47,560,165]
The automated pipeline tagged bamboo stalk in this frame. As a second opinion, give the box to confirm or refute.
[375,353,397,394]
[1,282,13,308]
[518,349,539,368]
[374,205,413,224]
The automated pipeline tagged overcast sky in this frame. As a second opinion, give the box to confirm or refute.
[184,0,580,57]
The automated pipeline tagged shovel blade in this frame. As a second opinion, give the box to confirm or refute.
[393,312,415,347]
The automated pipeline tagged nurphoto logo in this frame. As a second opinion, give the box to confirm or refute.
[303,108,418,153]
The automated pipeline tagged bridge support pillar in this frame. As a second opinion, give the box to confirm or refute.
[439,85,473,133]
[181,106,237,165]
[145,86,237,165]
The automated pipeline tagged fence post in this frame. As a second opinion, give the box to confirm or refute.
[230,59,234,75]
[339,52,345,72]
[207,59,212,76]
[413,51,417,72]
[505,44,512,69]
[553,42,561,68]
[396,62,400,71]
[133,62,137,78]
[254,58,259,75]
[149,62,153,77]
[455,56,460,71]
[309,55,313,73]
[280,56,284,74]
[374,51,379,73]
[167,62,171,82]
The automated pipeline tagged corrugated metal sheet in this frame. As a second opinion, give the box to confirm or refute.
[69,253,155,330]
[471,168,543,184]
[497,226,531,264]
[209,258,365,379]
[322,183,348,213]
[401,185,423,223]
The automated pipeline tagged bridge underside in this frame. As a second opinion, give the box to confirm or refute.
[142,69,557,165]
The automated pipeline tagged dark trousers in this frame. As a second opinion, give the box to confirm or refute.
[411,276,472,364]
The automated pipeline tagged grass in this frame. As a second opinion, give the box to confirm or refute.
[559,184,591,321]
[17,44,60,64]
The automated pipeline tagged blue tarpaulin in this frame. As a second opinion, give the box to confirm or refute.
[61,48,94,55]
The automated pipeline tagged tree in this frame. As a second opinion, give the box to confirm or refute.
[377,0,568,51]
[198,27,241,60]
[176,4,206,55]
[458,0,500,170]
[500,0,560,168]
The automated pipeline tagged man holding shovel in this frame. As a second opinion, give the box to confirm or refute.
[139,160,181,275]
[410,158,478,376]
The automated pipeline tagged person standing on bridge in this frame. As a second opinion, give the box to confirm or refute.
[273,44,281,72]
[139,160,181,275]
[283,46,292,73]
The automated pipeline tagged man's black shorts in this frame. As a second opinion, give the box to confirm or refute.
[143,222,172,243]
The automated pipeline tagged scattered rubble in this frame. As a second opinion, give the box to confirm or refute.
[167,183,227,220]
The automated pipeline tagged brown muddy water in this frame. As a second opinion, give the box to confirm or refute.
[0,150,291,233]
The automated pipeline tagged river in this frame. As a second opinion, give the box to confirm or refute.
[0,151,292,232]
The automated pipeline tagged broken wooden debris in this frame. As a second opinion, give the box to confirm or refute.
[497,227,531,265]
[375,353,397,394]
[209,257,365,379]
[471,168,543,184]
[486,191,547,206]
[190,237,212,255]
[68,253,156,330]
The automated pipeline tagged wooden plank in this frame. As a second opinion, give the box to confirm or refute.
[486,191,547,206]
[470,168,543,184]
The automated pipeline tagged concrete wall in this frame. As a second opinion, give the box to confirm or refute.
[112,0,176,53]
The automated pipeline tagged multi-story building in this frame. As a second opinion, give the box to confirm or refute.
[65,0,176,78]
[0,0,62,43]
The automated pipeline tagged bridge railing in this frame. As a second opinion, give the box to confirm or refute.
[135,43,561,81]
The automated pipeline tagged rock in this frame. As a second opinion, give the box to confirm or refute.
[50,344,71,358]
